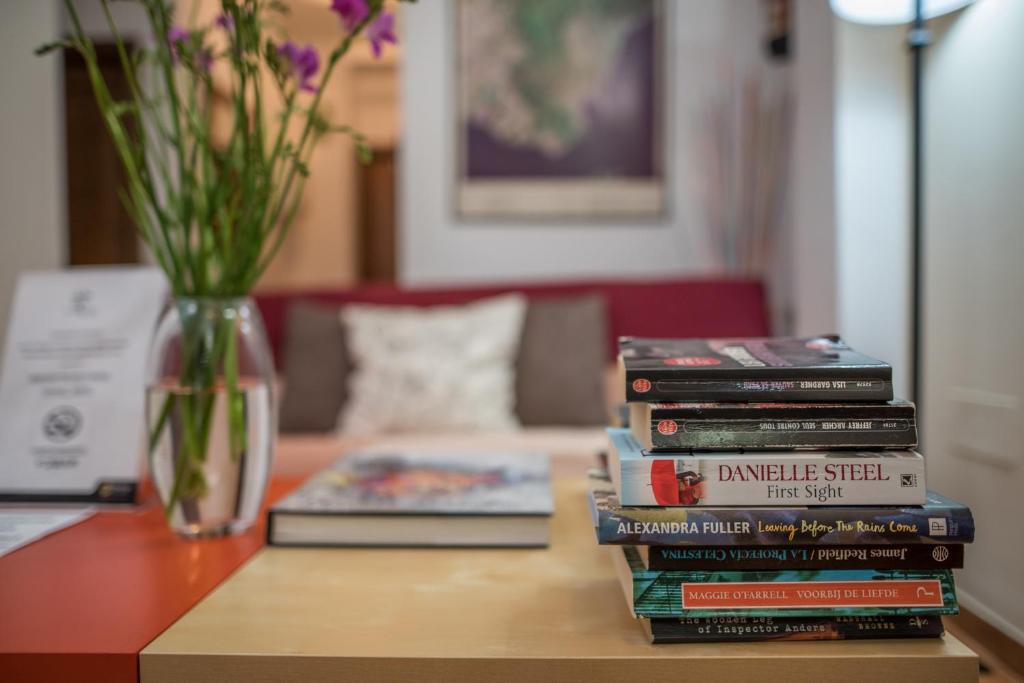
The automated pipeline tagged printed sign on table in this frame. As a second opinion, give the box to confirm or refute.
[0,267,166,503]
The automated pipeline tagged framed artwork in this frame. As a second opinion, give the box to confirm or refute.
[456,0,664,219]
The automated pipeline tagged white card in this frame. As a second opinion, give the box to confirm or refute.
[0,267,167,502]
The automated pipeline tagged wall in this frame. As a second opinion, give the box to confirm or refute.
[787,0,837,337]
[833,19,912,398]
[921,0,1024,643]
[398,0,770,286]
[0,0,66,352]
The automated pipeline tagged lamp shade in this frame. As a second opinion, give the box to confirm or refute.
[830,0,974,24]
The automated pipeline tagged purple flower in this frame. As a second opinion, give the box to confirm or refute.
[277,42,320,93]
[196,47,214,73]
[366,12,397,59]
[166,25,189,62]
[215,13,234,31]
[330,0,369,32]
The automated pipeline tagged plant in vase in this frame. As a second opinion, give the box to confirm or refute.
[39,0,405,537]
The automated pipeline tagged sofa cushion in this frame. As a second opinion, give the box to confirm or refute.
[338,294,528,434]
[279,300,351,432]
[516,294,608,426]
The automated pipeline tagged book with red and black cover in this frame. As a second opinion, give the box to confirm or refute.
[587,472,975,547]
[620,336,893,402]
[643,614,944,643]
[631,400,917,451]
[612,545,959,619]
[608,429,927,506]
[639,543,964,571]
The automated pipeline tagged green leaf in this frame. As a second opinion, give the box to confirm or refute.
[35,40,70,56]
[357,143,373,165]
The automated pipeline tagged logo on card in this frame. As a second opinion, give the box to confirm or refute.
[632,378,652,393]
[42,406,83,443]
[68,289,96,317]
[657,420,678,435]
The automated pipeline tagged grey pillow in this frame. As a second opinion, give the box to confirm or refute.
[515,294,609,426]
[278,301,351,433]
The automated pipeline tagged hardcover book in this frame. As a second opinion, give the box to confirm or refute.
[644,614,944,643]
[588,472,975,546]
[268,451,553,547]
[620,335,893,402]
[613,546,959,619]
[639,543,964,571]
[630,400,917,451]
[608,429,927,506]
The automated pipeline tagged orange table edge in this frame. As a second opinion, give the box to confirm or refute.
[0,478,301,683]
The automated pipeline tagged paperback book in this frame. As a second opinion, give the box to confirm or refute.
[268,451,553,547]
[620,335,893,402]
[588,472,975,547]
[644,614,944,643]
[631,400,917,451]
[608,429,927,506]
[639,543,964,571]
[613,546,959,619]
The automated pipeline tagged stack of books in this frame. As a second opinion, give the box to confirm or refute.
[591,336,975,643]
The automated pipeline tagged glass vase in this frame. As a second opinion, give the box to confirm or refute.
[146,297,276,538]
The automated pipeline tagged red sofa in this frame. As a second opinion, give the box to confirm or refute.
[254,277,770,365]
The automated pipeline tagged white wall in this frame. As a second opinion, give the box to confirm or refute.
[921,0,1024,643]
[398,1,768,286]
[0,0,66,352]
[834,20,912,398]
[788,0,838,338]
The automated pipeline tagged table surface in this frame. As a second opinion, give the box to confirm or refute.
[0,433,980,683]
[141,472,979,683]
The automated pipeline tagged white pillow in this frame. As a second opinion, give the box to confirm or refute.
[338,294,528,434]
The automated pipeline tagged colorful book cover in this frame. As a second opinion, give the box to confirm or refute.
[615,546,959,619]
[631,399,917,451]
[271,451,553,517]
[642,543,964,571]
[620,335,893,402]
[588,471,975,546]
[645,614,944,643]
[609,429,927,506]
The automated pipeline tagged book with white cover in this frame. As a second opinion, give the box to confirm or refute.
[608,428,926,507]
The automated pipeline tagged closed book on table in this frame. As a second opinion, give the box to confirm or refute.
[639,543,964,571]
[612,545,959,619]
[643,614,944,643]
[268,451,553,547]
[608,428,927,507]
[631,400,917,451]
[587,472,975,547]
[620,335,892,402]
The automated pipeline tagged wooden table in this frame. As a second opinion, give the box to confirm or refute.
[141,475,979,683]
[0,434,980,682]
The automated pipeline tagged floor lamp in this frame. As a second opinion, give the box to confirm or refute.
[829,0,974,415]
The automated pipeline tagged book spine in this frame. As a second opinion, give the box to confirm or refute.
[592,494,975,546]
[618,452,926,506]
[645,417,917,450]
[645,544,964,571]
[647,615,944,643]
[626,376,894,402]
[630,566,959,619]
